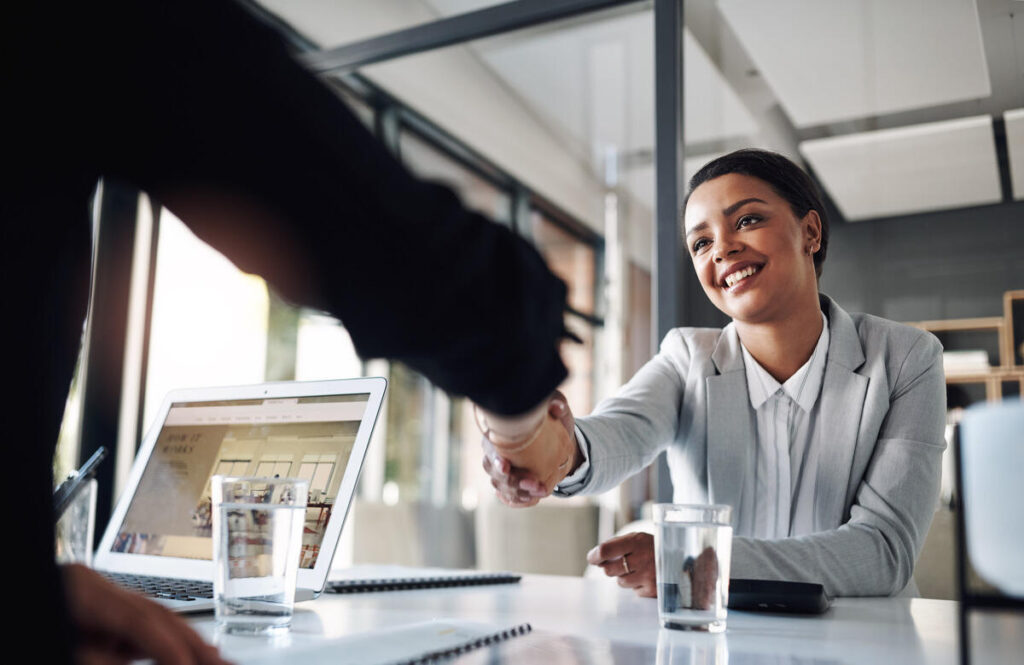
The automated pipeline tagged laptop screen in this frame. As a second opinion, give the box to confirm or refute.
[110,394,370,569]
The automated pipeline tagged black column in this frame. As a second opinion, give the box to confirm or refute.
[79,179,137,543]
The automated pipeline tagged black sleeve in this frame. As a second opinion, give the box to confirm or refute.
[88,0,571,416]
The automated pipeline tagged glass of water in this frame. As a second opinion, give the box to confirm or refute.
[653,504,733,633]
[211,475,308,636]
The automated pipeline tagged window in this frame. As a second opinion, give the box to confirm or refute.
[254,454,293,479]
[399,130,513,225]
[142,211,269,431]
[215,458,252,477]
[297,454,337,494]
[530,211,597,316]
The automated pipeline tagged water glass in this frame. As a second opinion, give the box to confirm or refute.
[212,476,308,636]
[55,478,97,566]
[654,504,733,633]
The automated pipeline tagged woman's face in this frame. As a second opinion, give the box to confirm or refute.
[683,173,821,325]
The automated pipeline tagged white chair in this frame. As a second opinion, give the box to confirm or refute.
[955,401,1024,665]
[475,498,598,576]
[344,499,475,569]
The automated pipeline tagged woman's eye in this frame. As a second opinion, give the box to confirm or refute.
[692,238,709,253]
[737,215,761,228]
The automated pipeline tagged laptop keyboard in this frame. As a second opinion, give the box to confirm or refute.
[104,572,214,602]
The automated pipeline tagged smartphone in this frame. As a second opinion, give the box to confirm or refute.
[728,578,831,614]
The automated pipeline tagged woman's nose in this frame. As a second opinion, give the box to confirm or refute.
[713,236,742,262]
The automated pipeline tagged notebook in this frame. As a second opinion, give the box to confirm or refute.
[93,377,386,613]
[327,565,521,594]
[242,619,532,665]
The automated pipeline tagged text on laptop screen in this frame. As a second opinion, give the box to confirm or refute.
[111,394,370,568]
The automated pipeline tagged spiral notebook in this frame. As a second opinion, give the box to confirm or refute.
[245,620,532,665]
[327,565,521,594]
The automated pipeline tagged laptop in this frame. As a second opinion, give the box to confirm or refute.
[93,377,387,613]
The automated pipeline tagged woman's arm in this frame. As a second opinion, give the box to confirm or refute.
[571,328,694,494]
[481,329,693,505]
[731,332,946,597]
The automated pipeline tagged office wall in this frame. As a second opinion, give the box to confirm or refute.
[820,201,1024,322]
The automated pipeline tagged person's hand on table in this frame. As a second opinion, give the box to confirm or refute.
[587,532,657,598]
[480,391,577,508]
[63,563,232,665]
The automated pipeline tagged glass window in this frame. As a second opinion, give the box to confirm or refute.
[562,314,596,415]
[380,362,431,504]
[53,359,84,486]
[216,459,251,477]
[626,262,652,377]
[530,211,597,316]
[399,130,513,225]
[297,454,337,493]
[142,211,269,431]
[294,312,362,381]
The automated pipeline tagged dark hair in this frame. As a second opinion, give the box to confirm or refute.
[685,149,829,278]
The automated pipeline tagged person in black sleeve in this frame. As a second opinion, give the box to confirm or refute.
[3,2,571,662]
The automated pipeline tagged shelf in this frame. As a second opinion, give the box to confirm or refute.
[907,316,1012,369]
[906,316,1005,332]
[944,367,1024,402]
[1004,290,1024,368]
[904,291,1024,403]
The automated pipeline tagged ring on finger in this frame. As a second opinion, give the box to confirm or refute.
[622,554,631,575]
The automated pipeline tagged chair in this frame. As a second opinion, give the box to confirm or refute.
[475,499,598,576]
[913,506,956,600]
[343,499,476,569]
[954,401,1024,665]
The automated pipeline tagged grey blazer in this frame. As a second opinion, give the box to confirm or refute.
[574,295,946,597]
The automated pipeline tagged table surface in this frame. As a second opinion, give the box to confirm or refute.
[188,574,1023,665]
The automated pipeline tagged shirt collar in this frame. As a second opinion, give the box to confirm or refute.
[741,311,830,411]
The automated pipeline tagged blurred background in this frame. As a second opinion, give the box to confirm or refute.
[57,0,1024,598]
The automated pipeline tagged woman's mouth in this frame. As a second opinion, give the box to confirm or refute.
[723,264,762,290]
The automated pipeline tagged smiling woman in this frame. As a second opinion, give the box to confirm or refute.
[482,149,947,599]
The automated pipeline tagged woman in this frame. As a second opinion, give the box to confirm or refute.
[479,149,946,598]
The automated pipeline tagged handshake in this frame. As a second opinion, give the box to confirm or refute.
[477,391,581,508]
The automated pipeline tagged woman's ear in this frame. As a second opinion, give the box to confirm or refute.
[802,210,823,253]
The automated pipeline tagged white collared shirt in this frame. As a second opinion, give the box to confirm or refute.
[558,314,832,534]
[737,311,829,539]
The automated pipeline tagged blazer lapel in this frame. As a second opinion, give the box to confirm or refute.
[706,325,756,521]
[813,296,869,531]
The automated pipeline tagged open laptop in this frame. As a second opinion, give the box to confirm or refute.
[93,377,386,613]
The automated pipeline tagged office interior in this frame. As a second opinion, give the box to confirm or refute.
[59,0,1023,605]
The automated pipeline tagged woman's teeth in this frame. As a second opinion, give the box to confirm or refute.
[725,265,760,288]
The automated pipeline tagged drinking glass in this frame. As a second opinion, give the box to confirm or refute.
[55,478,97,566]
[212,476,308,636]
[653,504,733,632]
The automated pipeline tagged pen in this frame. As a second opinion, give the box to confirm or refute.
[54,447,108,516]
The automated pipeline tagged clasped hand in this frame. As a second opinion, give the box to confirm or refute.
[480,391,577,507]
[479,394,659,599]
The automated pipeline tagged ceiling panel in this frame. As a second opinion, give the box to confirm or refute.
[473,18,757,152]
[718,0,991,127]
[800,115,1003,221]
[1005,108,1024,201]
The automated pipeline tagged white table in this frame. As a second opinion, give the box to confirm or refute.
[188,575,1023,664]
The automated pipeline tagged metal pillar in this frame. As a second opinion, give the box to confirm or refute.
[78,180,138,541]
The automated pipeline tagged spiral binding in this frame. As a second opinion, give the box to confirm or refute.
[328,572,521,594]
[393,623,532,664]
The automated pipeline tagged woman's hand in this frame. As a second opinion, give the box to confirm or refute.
[587,532,657,598]
[63,563,232,665]
[481,392,577,507]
